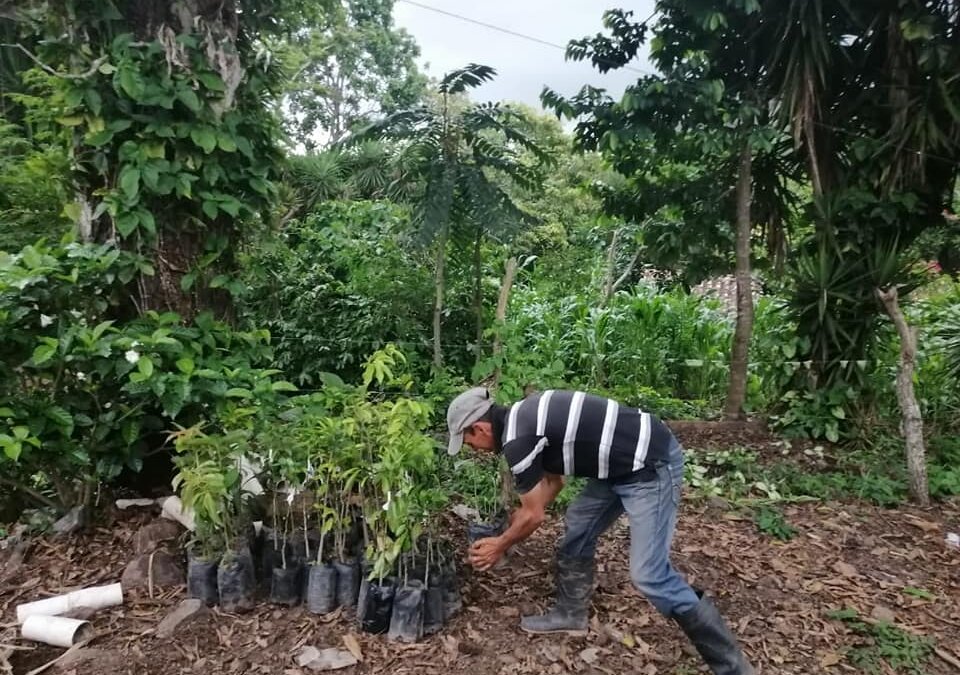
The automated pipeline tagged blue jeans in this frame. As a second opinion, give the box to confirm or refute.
[558,439,699,616]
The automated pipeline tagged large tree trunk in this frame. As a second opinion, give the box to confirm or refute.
[876,286,929,506]
[724,139,754,420]
[432,229,447,368]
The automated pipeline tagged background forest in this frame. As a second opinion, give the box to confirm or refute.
[1,0,959,552]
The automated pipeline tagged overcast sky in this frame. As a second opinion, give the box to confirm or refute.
[392,0,656,111]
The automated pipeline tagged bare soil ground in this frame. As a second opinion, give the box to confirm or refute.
[3,423,959,675]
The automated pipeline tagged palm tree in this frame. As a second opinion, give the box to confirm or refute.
[347,64,548,367]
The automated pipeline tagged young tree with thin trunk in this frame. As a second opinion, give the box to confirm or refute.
[876,286,928,505]
[349,64,547,368]
[544,8,791,417]
[724,139,755,420]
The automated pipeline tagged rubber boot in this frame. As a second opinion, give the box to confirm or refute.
[674,592,754,675]
[520,556,593,635]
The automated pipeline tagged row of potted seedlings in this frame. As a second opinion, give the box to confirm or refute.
[174,348,463,641]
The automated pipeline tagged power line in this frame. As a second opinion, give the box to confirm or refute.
[395,0,653,76]
[395,0,960,169]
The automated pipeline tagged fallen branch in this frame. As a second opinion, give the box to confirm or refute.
[0,44,107,81]
[24,637,94,675]
[0,477,60,512]
[935,647,960,671]
[0,540,30,586]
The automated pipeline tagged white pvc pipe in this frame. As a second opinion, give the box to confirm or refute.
[16,583,123,623]
[115,498,157,509]
[21,615,94,647]
[160,496,196,531]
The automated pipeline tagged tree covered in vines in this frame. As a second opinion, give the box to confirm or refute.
[4,0,324,318]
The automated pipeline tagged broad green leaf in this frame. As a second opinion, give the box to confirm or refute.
[63,202,82,222]
[12,426,29,440]
[143,143,166,159]
[201,200,219,219]
[92,320,114,340]
[249,177,269,195]
[197,72,225,91]
[218,197,242,217]
[122,420,140,445]
[32,340,59,366]
[217,132,237,152]
[900,18,934,41]
[45,406,73,430]
[235,136,253,158]
[86,129,115,147]
[84,89,102,116]
[190,128,217,153]
[119,166,141,200]
[180,271,197,291]
[56,116,84,127]
[177,87,202,112]
[0,407,13,417]
[115,212,139,237]
[98,62,117,75]
[176,357,195,374]
[271,381,298,392]
[2,439,22,461]
[138,355,154,378]
[225,387,253,399]
[139,210,156,234]
[118,68,144,99]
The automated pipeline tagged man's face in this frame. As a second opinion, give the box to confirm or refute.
[462,420,496,453]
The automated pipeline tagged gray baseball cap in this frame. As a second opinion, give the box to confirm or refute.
[446,387,493,455]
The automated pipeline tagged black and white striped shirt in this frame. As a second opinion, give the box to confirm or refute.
[496,390,675,493]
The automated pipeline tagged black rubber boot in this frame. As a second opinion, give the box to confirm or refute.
[520,556,593,635]
[674,593,754,675]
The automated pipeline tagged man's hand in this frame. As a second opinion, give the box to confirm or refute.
[468,536,505,571]
[468,474,564,573]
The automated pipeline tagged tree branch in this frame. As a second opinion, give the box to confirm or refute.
[0,43,108,80]
[610,248,642,295]
[0,476,61,512]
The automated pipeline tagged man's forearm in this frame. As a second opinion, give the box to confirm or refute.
[497,508,544,550]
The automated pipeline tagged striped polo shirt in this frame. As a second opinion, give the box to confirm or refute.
[498,390,675,493]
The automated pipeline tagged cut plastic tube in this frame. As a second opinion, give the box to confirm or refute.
[21,615,94,647]
[160,496,196,531]
[16,583,123,623]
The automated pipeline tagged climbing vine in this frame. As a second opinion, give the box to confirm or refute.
[12,1,288,317]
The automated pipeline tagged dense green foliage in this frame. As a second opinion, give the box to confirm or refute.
[283,0,427,148]
[241,200,434,383]
[0,238,294,509]
[0,0,958,542]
